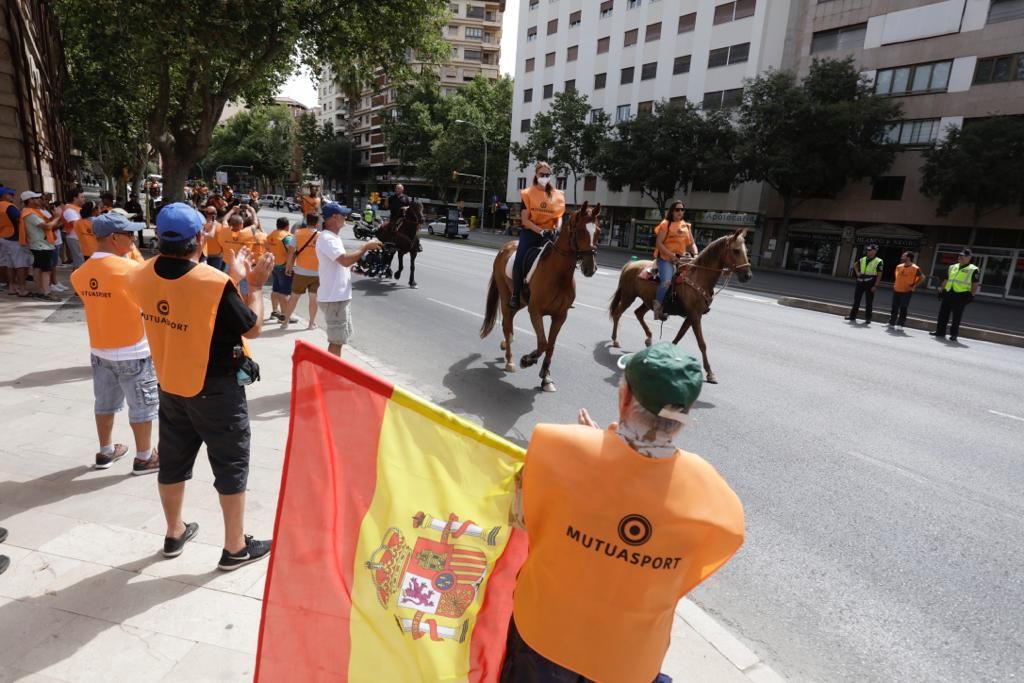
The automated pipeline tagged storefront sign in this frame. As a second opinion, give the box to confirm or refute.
[697,211,758,226]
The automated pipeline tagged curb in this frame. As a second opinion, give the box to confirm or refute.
[777,296,1024,348]
[676,599,786,683]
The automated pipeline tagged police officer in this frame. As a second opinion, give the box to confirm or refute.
[845,243,883,324]
[930,248,979,342]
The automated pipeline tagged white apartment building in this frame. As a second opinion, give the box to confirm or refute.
[507,0,794,254]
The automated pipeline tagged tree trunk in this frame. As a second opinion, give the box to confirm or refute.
[161,150,194,203]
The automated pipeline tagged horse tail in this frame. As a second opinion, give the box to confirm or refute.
[609,285,623,320]
[480,275,499,339]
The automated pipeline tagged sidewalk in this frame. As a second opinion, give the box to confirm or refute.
[447,230,1024,336]
[0,287,782,682]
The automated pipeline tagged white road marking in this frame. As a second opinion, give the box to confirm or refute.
[730,294,774,304]
[988,410,1024,423]
[573,302,605,311]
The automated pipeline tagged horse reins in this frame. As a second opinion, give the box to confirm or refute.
[553,214,598,263]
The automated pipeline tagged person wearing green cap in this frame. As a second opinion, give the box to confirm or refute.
[502,342,745,683]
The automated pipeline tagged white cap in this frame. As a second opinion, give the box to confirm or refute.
[20,190,42,201]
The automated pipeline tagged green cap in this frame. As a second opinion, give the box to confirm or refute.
[617,342,703,421]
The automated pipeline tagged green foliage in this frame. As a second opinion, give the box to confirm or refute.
[736,58,901,226]
[512,90,609,203]
[55,0,452,200]
[596,102,738,213]
[920,117,1024,223]
[205,106,295,185]
[297,113,335,176]
[311,135,354,187]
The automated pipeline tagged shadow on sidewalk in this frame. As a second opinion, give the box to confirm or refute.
[0,466,129,514]
[246,392,291,422]
[440,353,537,445]
[0,366,91,389]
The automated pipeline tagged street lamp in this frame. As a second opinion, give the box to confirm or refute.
[454,119,487,230]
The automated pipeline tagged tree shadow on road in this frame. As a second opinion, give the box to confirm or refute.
[0,366,92,389]
[440,353,538,446]
[246,392,291,422]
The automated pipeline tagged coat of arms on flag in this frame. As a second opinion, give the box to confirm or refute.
[255,342,526,682]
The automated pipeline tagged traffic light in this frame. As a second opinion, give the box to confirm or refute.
[369,192,380,204]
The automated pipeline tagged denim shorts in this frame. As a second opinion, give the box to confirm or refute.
[91,355,160,423]
[272,266,293,295]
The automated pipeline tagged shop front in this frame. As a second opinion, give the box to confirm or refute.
[849,225,926,281]
[689,210,759,260]
[783,221,842,276]
[931,243,1024,299]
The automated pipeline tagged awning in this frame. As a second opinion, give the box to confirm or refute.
[787,220,843,236]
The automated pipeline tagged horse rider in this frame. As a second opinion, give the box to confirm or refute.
[390,183,412,221]
[509,161,565,309]
[652,199,698,321]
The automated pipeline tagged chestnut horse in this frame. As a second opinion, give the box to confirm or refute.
[481,202,602,392]
[608,228,752,383]
[377,203,422,288]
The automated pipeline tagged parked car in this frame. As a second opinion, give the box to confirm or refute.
[262,194,284,209]
[426,218,469,239]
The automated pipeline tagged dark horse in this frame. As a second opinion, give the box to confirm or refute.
[608,229,752,383]
[375,203,422,288]
[481,202,602,392]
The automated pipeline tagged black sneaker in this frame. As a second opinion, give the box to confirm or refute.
[95,444,128,469]
[218,535,272,571]
[949,336,958,342]
[269,311,283,321]
[163,522,199,558]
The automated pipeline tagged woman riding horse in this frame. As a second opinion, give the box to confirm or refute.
[652,199,699,320]
[509,161,566,309]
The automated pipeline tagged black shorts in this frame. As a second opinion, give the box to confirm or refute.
[31,249,55,271]
[157,374,251,495]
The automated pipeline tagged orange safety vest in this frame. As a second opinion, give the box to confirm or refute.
[520,185,566,230]
[293,228,319,271]
[514,424,745,683]
[0,200,16,239]
[301,195,321,216]
[217,226,265,260]
[250,229,268,259]
[70,256,146,349]
[267,228,292,266]
[75,218,98,257]
[18,207,55,246]
[126,259,247,398]
[653,219,694,259]
[204,221,223,256]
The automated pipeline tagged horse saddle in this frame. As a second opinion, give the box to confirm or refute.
[640,262,690,284]
[505,243,550,285]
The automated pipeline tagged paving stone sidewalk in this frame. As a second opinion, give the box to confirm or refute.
[0,288,781,683]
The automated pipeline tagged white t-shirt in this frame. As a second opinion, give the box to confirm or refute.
[63,207,81,240]
[315,229,351,302]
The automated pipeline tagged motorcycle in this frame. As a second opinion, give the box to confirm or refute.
[283,197,299,213]
[352,218,379,240]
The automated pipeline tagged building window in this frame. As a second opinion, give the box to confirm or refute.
[871,176,906,201]
[646,22,661,42]
[589,108,604,123]
[627,0,642,8]
[708,43,750,68]
[570,10,582,27]
[466,4,484,19]
[638,100,654,115]
[520,119,531,132]
[884,118,941,146]
[597,36,610,53]
[527,26,537,42]
[874,60,952,96]
[528,0,538,8]
[565,79,576,92]
[702,88,744,110]
[624,29,638,46]
[464,49,482,61]
[465,26,482,39]
[584,175,598,191]
[673,55,692,74]
[567,45,579,61]
[525,58,535,72]
[811,23,867,53]
[616,104,632,122]
[594,72,607,89]
[450,3,459,14]
[988,0,1024,24]
[556,177,568,190]
[669,95,688,107]
[524,88,533,103]
[548,18,558,34]
[543,83,554,98]
[621,67,635,84]
[600,0,614,18]
[448,24,459,36]
[678,12,697,33]
[974,52,1024,84]
[641,62,657,80]
[518,177,528,190]
[545,51,556,67]
[714,0,756,24]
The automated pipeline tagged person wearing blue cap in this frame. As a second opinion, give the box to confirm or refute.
[125,202,276,570]
[70,211,159,474]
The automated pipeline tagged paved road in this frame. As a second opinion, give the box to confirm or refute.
[267,210,1024,682]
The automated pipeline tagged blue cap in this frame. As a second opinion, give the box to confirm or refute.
[156,202,204,242]
[322,202,352,220]
[0,186,15,197]
[92,212,145,238]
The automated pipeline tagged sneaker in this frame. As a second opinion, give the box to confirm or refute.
[270,311,283,321]
[949,336,958,342]
[163,522,200,558]
[132,449,159,476]
[929,331,944,338]
[37,293,60,302]
[95,444,128,469]
[218,535,272,571]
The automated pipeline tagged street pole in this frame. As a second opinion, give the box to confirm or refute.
[455,120,487,231]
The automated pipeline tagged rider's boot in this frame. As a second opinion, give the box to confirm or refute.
[652,300,667,321]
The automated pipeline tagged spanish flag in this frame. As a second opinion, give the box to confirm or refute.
[255,341,526,682]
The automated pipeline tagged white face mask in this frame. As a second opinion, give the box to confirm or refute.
[536,176,551,188]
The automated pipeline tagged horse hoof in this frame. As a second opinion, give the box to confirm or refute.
[410,283,418,289]
[706,373,718,384]
[644,337,653,348]
[504,363,516,372]
[611,340,620,349]
[542,381,557,393]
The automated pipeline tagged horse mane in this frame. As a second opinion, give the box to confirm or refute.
[691,233,731,267]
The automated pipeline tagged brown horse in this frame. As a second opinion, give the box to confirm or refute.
[608,228,752,383]
[481,202,602,392]
[376,203,422,287]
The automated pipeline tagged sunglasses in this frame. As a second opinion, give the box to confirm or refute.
[538,173,552,178]
[672,207,684,212]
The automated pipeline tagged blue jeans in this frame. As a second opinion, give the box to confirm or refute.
[655,257,674,303]
[513,230,544,292]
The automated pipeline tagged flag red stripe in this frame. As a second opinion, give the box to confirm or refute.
[255,342,393,682]
[468,528,528,682]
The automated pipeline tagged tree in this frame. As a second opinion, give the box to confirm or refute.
[736,58,902,232]
[312,135,354,190]
[297,113,335,177]
[55,0,451,201]
[512,90,609,203]
[920,116,1024,225]
[596,102,738,214]
[383,73,448,173]
[204,106,295,189]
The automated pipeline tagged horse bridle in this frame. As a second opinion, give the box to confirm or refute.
[553,212,598,262]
